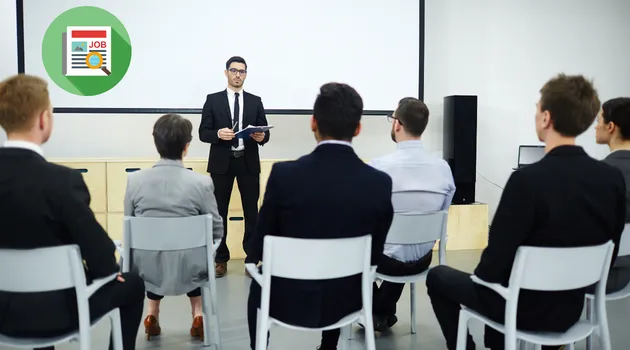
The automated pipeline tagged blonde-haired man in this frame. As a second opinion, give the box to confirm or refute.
[0,74,145,350]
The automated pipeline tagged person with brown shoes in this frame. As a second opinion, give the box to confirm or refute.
[124,114,224,340]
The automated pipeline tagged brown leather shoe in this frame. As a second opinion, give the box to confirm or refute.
[144,315,161,340]
[215,262,227,278]
[190,316,204,340]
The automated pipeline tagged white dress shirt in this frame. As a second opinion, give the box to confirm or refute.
[369,140,456,263]
[317,140,353,148]
[3,140,44,157]
[226,87,245,151]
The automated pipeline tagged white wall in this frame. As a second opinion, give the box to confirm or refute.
[5,0,630,221]
[0,0,17,144]
[425,0,630,218]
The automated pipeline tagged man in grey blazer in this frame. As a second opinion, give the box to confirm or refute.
[595,97,630,293]
[124,114,223,341]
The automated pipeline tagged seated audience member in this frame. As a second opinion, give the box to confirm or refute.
[124,114,224,340]
[0,74,145,350]
[246,83,394,350]
[368,97,455,331]
[426,74,626,350]
[594,97,630,292]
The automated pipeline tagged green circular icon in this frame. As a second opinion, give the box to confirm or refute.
[42,6,132,96]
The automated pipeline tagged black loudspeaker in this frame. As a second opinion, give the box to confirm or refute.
[443,95,478,204]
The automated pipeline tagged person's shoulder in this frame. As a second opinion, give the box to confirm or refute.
[244,91,262,100]
[206,90,226,100]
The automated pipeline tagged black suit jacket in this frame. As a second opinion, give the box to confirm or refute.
[198,90,270,174]
[248,143,394,327]
[0,148,118,334]
[474,145,626,332]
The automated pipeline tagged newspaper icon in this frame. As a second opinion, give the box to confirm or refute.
[62,26,112,76]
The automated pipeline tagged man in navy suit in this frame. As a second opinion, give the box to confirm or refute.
[246,83,394,350]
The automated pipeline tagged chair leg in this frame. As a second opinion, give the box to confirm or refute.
[566,343,576,350]
[109,309,124,350]
[339,327,348,350]
[211,291,222,350]
[586,298,594,350]
[410,282,417,334]
[455,310,469,350]
[363,311,377,350]
[201,287,213,347]
[256,310,270,350]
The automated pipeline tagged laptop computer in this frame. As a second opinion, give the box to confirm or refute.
[513,145,545,170]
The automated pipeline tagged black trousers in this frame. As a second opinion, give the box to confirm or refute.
[211,156,260,264]
[373,251,433,317]
[146,287,201,300]
[247,281,340,350]
[426,266,561,350]
[25,272,145,350]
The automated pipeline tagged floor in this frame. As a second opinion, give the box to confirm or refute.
[2,250,628,349]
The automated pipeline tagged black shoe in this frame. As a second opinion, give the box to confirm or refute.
[373,314,389,332]
[386,314,398,327]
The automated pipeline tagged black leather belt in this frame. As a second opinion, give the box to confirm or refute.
[231,150,245,158]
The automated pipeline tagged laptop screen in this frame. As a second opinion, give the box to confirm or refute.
[518,146,545,166]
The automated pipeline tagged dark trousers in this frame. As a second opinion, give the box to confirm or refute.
[211,156,260,264]
[247,281,340,350]
[373,251,433,317]
[27,272,145,350]
[426,266,561,350]
[146,287,201,300]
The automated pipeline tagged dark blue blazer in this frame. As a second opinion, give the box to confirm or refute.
[248,143,394,327]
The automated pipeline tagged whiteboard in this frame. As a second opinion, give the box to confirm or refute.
[23,0,421,111]
[0,0,18,80]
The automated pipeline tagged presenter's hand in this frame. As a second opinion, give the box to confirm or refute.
[251,132,265,142]
[218,128,235,140]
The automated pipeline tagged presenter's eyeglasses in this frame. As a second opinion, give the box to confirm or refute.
[387,112,403,125]
[228,68,247,76]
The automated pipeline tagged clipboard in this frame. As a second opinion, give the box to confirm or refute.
[235,125,274,138]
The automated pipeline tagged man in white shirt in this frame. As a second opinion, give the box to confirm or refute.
[369,97,456,331]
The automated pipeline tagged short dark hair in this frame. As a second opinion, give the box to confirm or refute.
[602,97,630,140]
[313,83,363,140]
[395,97,429,137]
[539,74,600,137]
[226,56,247,70]
[153,114,193,160]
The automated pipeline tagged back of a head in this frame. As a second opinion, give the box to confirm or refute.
[153,114,193,160]
[539,74,600,137]
[0,74,50,135]
[602,97,630,140]
[396,97,429,137]
[313,83,363,141]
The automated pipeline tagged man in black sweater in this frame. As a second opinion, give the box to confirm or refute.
[426,74,626,350]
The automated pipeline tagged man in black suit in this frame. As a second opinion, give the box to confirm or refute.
[0,74,145,350]
[595,97,630,292]
[199,56,270,277]
[426,74,626,350]
[246,83,394,350]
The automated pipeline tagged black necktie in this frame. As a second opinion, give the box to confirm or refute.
[233,92,240,147]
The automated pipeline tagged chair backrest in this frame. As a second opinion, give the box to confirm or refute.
[0,245,86,293]
[618,224,630,256]
[385,211,448,245]
[261,235,372,280]
[508,241,614,292]
[123,215,213,251]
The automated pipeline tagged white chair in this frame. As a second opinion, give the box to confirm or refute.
[456,241,615,350]
[245,235,376,350]
[122,214,222,349]
[0,245,123,350]
[374,210,448,334]
[584,224,630,350]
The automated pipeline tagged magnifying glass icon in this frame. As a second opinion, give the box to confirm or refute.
[85,52,111,76]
